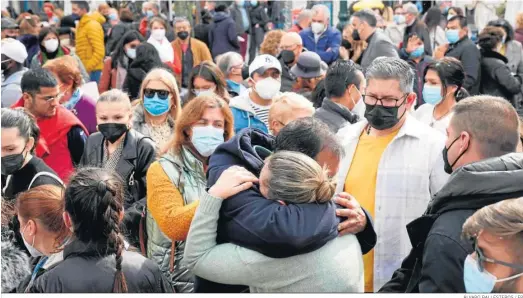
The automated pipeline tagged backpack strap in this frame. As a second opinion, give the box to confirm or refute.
[28,172,64,190]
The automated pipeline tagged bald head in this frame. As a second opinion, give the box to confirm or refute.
[280,32,304,65]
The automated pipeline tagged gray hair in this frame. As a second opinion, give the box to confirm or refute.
[148,1,160,12]
[312,4,330,21]
[97,89,132,110]
[365,57,414,93]
[216,52,244,76]
[403,2,418,15]
[353,9,377,27]
[264,151,336,204]
[174,16,190,27]
[451,95,519,158]
[297,9,313,23]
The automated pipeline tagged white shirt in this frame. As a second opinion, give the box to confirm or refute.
[413,104,453,135]
[147,36,174,63]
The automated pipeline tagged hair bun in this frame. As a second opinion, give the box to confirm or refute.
[315,176,336,204]
[96,180,108,197]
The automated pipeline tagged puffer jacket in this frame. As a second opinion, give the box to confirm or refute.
[146,148,207,293]
[479,49,522,105]
[380,153,523,293]
[75,14,105,72]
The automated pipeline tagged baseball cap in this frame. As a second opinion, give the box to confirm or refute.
[1,17,19,30]
[1,38,28,64]
[249,54,282,78]
[290,51,327,79]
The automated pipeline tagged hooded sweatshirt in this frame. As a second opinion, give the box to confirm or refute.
[229,90,278,134]
[208,11,240,58]
[380,153,523,293]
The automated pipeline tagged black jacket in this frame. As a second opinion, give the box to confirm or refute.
[106,21,136,56]
[80,129,156,247]
[379,153,523,293]
[229,3,250,35]
[208,12,240,58]
[314,99,359,133]
[480,50,522,105]
[194,22,212,50]
[401,19,432,57]
[277,54,297,92]
[444,37,481,95]
[28,239,173,293]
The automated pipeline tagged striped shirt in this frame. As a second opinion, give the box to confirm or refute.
[250,101,271,128]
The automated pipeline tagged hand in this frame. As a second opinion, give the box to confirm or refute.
[238,36,245,42]
[406,35,422,54]
[255,24,260,28]
[334,192,367,236]
[208,166,258,200]
[433,43,449,59]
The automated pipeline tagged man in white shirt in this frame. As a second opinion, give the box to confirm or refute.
[336,57,449,291]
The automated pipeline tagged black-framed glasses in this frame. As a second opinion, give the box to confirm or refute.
[472,238,523,272]
[362,93,408,108]
[144,88,170,100]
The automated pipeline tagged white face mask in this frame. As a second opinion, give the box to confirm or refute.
[44,38,59,53]
[125,48,137,59]
[311,22,325,34]
[21,223,44,257]
[151,29,166,41]
[351,94,366,119]
[254,77,281,100]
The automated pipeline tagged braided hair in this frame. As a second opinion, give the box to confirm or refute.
[64,167,128,293]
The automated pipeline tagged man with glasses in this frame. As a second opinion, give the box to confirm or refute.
[278,32,305,92]
[216,52,247,97]
[380,96,522,293]
[11,69,88,183]
[336,57,448,292]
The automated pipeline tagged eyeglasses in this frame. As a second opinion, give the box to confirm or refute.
[144,88,170,100]
[362,93,408,108]
[38,91,65,103]
[472,237,523,272]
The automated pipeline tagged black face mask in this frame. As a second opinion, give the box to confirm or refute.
[442,135,467,174]
[352,29,361,41]
[177,31,189,40]
[1,59,11,71]
[5,35,18,39]
[281,50,295,65]
[341,39,352,50]
[1,150,27,175]
[364,100,406,131]
[98,123,128,143]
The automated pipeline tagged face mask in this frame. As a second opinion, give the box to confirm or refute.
[44,38,59,53]
[442,135,467,174]
[193,88,215,97]
[1,59,11,71]
[364,101,406,130]
[446,29,460,44]
[191,125,225,157]
[463,254,523,293]
[144,94,170,116]
[352,28,361,41]
[394,14,406,25]
[311,22,325,34]
[146,10,154,18]
[177,31,189,40]
[281,50,296,65]
[98,123,128,143]
[422,84,443,105]
[125,47,136,59]
[410,45,424,58]
[21,223,44,258]
[46,11,54,18]
[109,13,118,21]
[254,77,281,100]
[1,150,27,175]
[151,29,166,41]
[350,91,366,119]
[250,0,258,7]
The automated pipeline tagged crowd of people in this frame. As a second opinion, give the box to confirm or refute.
[1,0,523,294]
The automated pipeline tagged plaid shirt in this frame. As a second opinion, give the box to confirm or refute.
[336,115,449,290]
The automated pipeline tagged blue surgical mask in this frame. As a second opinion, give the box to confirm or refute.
[410,46,425,58]
[393,14,405,25]
[146,10,154,18]
[446,29,460,44]
[191,125,225,157]
[109,13,118,21]
[464,254,523,293]
[422,84,443,105]
[143,94,170,116]
[125,48,136,59]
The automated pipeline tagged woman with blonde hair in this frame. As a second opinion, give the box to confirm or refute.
[145,94,234,292]
[340,23,367,63]
[260,30,285,57]
[183,151,364,292]
[132,68,182,150]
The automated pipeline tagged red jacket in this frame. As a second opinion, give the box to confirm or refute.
[12,99,88,183]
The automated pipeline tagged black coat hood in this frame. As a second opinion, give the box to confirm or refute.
[428,153,523,214]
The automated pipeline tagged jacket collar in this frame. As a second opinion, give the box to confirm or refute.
[480,49,509,63]
[321,99,358,123]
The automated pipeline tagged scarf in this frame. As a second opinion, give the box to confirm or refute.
[63,88,83,111]
[42,46,65,65]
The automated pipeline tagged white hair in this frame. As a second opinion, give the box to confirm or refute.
[312,4,330,21]
[269,92,315,123]
[282,32,303,45]
[297,9,313,23]
[216,52,244,76]
[403,2,418,15]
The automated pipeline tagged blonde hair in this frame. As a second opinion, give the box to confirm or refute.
[516,12,523,30]
[260,30,285,57]
[264,151,336,204]
[97,89,132,110]
[137,68,182,122]
[269,92,315,124]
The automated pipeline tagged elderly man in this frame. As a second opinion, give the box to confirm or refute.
[399,3,432,59]
[336,57,448,292]
[278,32,305,92]
[289,9,313,33]
[299,4,341,64]
[380,96,522,293]
[291,51,327,103]
[216,51,247,97]
[352,9,398,71]
[268,92,315,136]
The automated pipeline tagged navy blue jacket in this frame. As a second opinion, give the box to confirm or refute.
[208,11,240,58]
[300,27,341,64]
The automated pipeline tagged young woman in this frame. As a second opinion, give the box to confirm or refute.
[27,168,173,293]
[132,68,182,151]
[413,57,467,134]
[15,185,71,292]
[123,43,172,101]
[186,61,230,104]
[184,151,364,292]
[146,95,234,292]
[43,55,97,134]
[31,28,89,82]
[80,89,156,246]
[147,17,175,65]
[99,30,144,93]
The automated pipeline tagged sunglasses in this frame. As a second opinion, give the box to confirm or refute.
[472,238,523,272]
[144,88,170,100]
